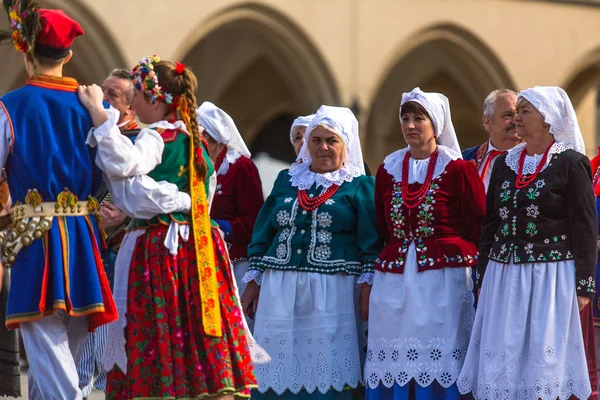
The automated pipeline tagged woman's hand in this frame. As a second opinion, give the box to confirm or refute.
[359,283,372,321]
[578,296,591,311]
[241,281,260,319]
[78,84,108,127]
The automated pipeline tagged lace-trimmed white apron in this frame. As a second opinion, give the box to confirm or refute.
[364,244,475,390]
[252,269,363,395]
[457,259,590,400]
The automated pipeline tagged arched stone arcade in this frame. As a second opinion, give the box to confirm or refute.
[363,24,515,166]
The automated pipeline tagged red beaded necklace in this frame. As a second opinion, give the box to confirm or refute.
[298,184,340,211]
[213,146,228,172]
[401,150,439,210]
[515,141,555,189]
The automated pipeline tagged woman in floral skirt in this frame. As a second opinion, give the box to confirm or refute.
[79,56,258,399]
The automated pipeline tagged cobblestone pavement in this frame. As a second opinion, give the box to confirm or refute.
[14,367,105,399]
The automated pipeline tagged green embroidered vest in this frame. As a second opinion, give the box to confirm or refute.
[129,128,214,229]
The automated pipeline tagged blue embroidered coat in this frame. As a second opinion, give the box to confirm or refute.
[0,75,117,330]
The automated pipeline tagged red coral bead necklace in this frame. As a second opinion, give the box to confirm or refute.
[402,150,438,210]
[515,141,554,189]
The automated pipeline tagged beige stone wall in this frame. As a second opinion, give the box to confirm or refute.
[0,0,599,165]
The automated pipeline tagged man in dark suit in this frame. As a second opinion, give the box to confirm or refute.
[462,89,520,191]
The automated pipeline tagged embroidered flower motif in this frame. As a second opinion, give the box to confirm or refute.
[397,371,409,385]
[430,349,442,361]
[279,228,291,242]
[317,212,332,228]
[525,243,534,255]
[500,188,511,202]
[314,245,331,260]
[440,372,453,385]
[276,243,287,259]
[526,222,538,237]
[391,186,406,239]
[535,179,546,189]
[418,372,431,385]
[452,349,463,360]
[526,204,539,218]
[277,210,290,226]
[501,181,510,189]
[406,348,418,361]
[578,277,596,293]
[317,230,332,244]
[499,207,509,220]
[284,197,293,203]
[526,187,540,200]
[325,199,335,205]
[501,223,509,237]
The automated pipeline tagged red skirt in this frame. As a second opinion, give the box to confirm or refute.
[106,225,256,399]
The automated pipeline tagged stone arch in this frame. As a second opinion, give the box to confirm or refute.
[176,2,339,161]
[0,0,127,94]
[562,48,600,154]
[364,23,515,166]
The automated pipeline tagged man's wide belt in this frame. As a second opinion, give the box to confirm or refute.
[10,201,92,220]
[0,189,99,268]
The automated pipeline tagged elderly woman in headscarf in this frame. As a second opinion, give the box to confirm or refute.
[197,102,264,304]
[363,87,485,400]
[290,114,314,156]
[241,105,382,399]
[458,86,597,400]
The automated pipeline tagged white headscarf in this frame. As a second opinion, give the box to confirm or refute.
[289,114,314,145]
[197,102,251,175]
[289,105,364,189]
[400,87,462,159]
[517,86,585,155]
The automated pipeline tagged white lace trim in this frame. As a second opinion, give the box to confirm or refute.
[458,372,591,400]
[253,327,362,395]
[505,141,571,175]
[357,272,374,285]
[217,148,242,176]
[383,145,458,183]
[288,161,362,190]
[365,337,470,390]
[242,270,263,286]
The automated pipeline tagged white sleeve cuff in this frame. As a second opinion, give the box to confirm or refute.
[177,192,191,213]
[357,272,374,286]
[242,270,263,286]
[86,107,120,147]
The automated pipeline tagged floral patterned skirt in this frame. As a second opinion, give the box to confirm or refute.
[106,225,256,399]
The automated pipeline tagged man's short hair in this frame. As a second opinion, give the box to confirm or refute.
[108,68,134,104]
[483,89,517,119]
[32,53,67,69]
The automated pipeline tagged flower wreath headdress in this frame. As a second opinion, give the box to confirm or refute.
[0,0,41,63]
[130,55,175,105]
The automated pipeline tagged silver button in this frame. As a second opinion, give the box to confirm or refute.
[297,249,302,255]
[309,194,314,198]
[302,210,307,215]
[301,230,306,234]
